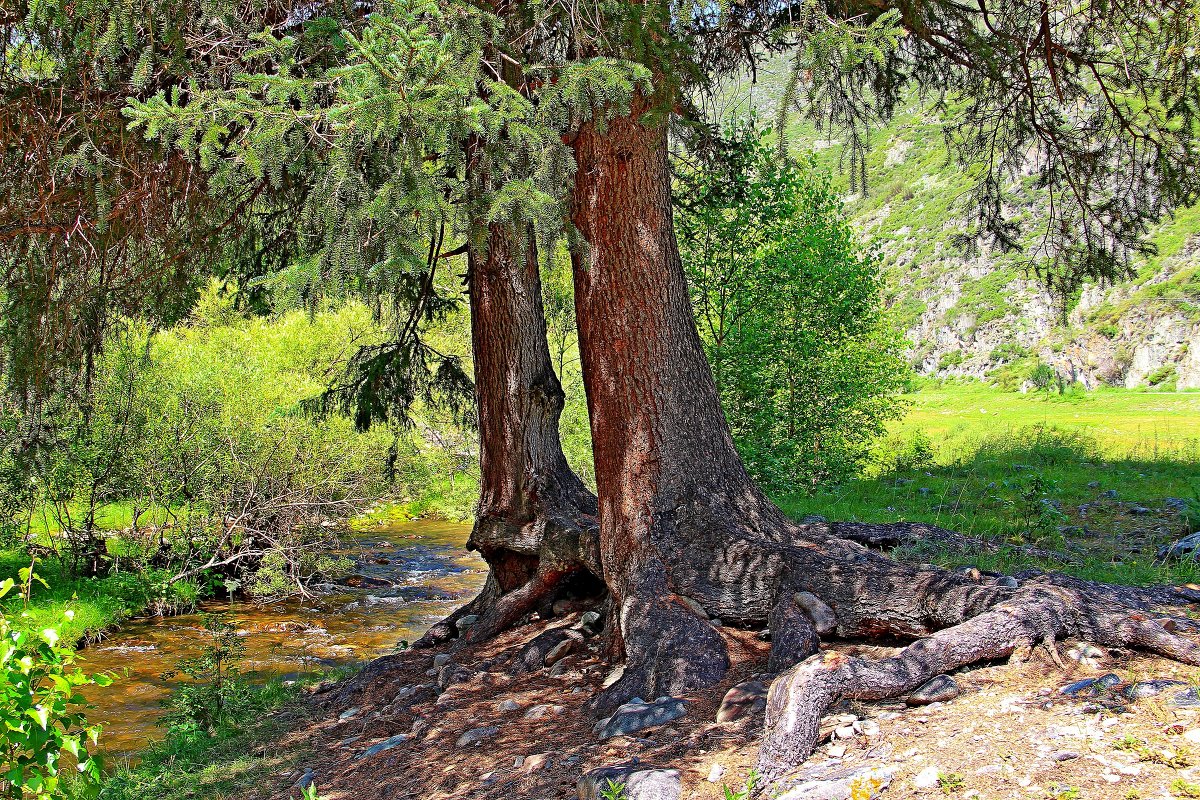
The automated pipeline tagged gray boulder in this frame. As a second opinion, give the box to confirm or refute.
[595,697,687,739]
[578,766,681,800]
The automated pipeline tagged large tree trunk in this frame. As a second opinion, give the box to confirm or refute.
[415,225,600,647]
[568,100,1200,784]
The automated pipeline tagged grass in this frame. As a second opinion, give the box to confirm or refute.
[79,669,354,800]
[0,549,202,648]
[773,383,1200,586]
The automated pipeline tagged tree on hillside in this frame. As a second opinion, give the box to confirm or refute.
[7,0,1200,786]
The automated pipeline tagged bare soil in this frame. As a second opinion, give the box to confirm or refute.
[235,612,1200,800]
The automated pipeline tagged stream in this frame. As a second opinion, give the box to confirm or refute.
[77,520,484,756]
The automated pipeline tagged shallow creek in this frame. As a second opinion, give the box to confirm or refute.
[76,520,484,756]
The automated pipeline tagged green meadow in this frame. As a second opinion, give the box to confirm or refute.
[777,383,1200,586]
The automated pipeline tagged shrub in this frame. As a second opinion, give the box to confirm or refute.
[677,124,909,488]
[1,565,107,800]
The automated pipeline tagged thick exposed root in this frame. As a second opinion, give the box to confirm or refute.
[593,593,730,714]
[415,491,600,650]
[756,577,1200,785]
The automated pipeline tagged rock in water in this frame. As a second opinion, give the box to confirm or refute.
[578,766,681,800]
[906,675,960,706]
[596,698,688,739]
[716,680,768,723]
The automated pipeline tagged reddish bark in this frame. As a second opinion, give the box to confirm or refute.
[415,225,599,647]
[566,99,1200,789]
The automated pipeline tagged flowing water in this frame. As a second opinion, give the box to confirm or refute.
[76,520,484,756]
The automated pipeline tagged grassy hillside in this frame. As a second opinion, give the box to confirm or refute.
[723,58,1200,390]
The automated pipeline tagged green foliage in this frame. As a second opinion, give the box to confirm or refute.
[677,125,909,487]
[598,780,628,800]
[0,566,107,800]
[160,615,253,737]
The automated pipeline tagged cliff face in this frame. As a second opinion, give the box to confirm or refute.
[728,61,1200,390]
[832,117,1199,391]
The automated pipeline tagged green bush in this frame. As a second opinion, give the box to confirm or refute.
[677,125,909,488]
[1,565,107,800]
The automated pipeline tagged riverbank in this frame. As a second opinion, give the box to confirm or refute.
[97,603,1200,800]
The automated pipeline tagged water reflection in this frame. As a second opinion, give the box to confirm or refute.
[77,520,483,755]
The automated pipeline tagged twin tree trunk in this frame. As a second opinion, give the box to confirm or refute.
[422,100,1200,785]
[415,224,599,647]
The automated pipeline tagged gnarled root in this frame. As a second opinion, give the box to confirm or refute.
[414,489,601,650]
[756,578,1200,785]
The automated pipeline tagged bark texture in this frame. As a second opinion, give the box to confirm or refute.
[566,99,1200,784]
[415,225,599,648]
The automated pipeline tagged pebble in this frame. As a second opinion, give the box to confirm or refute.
[455,614,479,633]
[906,675,960,705]
[497,699,521,713]
[913,766,941,789]
[455,726,499,749]
[433,653,451,668]
[596,698,688,740]
[827,744,848,758]
[524,704,565,719]
[545,638,577,667]
[706,764,725,783]
[716,680,768,723]
[995,576,1019,588]
[356,734,408,759]
[523,753,550,773]
[1172,687,1200,707]
[338,706,360,721]
[1059,678,1098,697]
[1123,679,1187,700]
[294,768,315,789]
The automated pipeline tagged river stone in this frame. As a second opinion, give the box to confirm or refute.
[456,726,499,748]
[906,675,959,706]
[1124,679,1188,701]
[433,653,452,668]
[596,697,688,739]
[775,764,896,800]
[795,592,838,636]
[338,706,361,721]
[995,576,1020,588]
[716,679,768,723]
[497,699,522,713]
[578,765,682,800]
[356,734,408,759]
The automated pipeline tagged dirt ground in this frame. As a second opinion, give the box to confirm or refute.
[232,610,1200,800]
